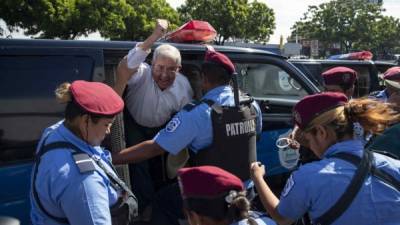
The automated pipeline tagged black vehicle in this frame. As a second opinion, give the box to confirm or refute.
[0,39,319,224]
[288,59,397,97]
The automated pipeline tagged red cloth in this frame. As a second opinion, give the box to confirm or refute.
[166,20,217,43]
[383,66,400,80]
[322,67,357,86]
[293,92,348,130]
[204,50,235,75]
[349,51,373,60]
[70,80,124,116]
[178,166,244,199]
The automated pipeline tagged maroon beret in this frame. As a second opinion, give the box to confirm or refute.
[293,92,348,130]
[322,67,357,86]
[70,80,124,116]
[383,67,400,80]
[204,50,235,75]
[177,166,244,199]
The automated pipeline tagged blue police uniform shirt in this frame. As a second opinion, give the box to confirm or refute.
[230,211,277,225]
[277,139,400,225]
[30,121,120,225]
[373,89,389,102]
[154,85,262,155]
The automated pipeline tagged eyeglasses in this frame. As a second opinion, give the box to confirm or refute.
[153,64,179,74]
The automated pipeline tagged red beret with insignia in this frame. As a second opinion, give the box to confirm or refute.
[383,66,400,80]
[204,50,235,75]
[70,80,124,116]
[293,92,348,130]
[177,166,243,199]
[322,67,357,86]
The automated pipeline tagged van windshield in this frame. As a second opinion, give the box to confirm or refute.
[236,63,308,100]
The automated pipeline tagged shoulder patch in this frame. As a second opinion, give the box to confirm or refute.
[72,153,96,173]
[281,175,295,197]
[166,118,181,132]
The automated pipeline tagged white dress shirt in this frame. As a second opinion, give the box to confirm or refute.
[124,47,193,128]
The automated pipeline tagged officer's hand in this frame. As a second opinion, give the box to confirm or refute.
[288,132,301,150]
[250,162,265,181]
[290,126,309,149]
[153,19,169,38]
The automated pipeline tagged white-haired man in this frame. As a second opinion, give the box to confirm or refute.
[114,19,193,219]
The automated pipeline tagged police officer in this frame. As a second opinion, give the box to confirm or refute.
[365,67,400,158]
[112,49,262,225]
[320,66,369,143]
[114,19,193,217]
[251,92,400,225]
[321,66,357,98]
[31,81,137,225]
[371,66,400,104]
[177,166,276,225]
[289,67,359,165]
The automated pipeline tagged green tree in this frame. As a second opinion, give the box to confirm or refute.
[359,16,400,57]
[178,0,275,45]
[0,0,180,40]
[104,0,181,41]
[0,0,131,39]
[291,0,400,56]
[243,1,275,43]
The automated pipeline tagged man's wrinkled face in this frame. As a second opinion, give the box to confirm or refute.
[152,56,180,90]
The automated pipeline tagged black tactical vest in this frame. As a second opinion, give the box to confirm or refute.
[187,95,257,180]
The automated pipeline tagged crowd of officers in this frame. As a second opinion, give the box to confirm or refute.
[29,19,400,225]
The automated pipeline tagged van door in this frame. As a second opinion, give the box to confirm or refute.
[0,47,103,224]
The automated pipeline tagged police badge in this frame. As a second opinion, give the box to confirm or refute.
[166,118,181,132]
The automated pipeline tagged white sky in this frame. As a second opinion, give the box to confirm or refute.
[166,0,400,44]
[2,0,399,44]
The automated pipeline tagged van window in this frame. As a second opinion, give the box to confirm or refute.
[350,66,370,97]
[0,55,93,165]
[181,63,203,100]
[290,62,324,89]
[237,63,308,100]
